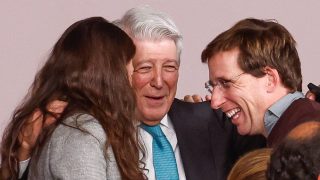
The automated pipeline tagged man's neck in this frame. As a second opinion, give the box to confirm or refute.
[141,119,162,126]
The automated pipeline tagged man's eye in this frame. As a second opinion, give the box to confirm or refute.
[163,65,178,72]
[221,80,232,88]
[134,66,152,73]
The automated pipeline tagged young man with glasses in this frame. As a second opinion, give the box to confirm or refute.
[202,18,320,148]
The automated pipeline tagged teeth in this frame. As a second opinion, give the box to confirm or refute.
[226,108,240,118]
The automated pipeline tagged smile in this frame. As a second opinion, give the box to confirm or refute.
[145,95,165,100]
[144,95,166,106]
[226,108,241,119]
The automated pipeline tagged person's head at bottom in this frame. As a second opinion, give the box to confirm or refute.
[228,148,271,180]
[267,121,320,180]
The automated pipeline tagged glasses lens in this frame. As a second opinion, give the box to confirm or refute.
[205,81,212,93]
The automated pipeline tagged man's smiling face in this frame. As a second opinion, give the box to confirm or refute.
[208,48,268,135]
[131,38,179,125]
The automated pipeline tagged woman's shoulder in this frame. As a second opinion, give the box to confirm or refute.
[53,113,107,145]
[36,113,114,179]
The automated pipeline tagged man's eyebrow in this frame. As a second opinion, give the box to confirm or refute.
[217,77,230,81]
[134,59,152,65]
[211,76,225,82]
[163,59,179,63]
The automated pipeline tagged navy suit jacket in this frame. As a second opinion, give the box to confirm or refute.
[169,99,266,180]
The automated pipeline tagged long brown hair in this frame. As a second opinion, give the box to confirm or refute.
[1,17,144,179]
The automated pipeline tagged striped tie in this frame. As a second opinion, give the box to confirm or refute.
[141,124,179,180]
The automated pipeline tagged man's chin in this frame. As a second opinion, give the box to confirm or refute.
[141,119,163,126]
[237,127,250,136]
[140,112,166,125]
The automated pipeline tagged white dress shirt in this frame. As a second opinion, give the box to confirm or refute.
[139,114,186,180]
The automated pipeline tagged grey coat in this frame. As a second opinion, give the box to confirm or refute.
[28,114,121,180]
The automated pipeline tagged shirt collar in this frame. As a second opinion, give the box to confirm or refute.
[264,91,304,136]
[136,114,172,129]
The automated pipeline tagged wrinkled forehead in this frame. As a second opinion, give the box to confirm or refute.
[132,38,179,64]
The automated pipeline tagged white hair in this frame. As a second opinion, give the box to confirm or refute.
[114,5,183,60]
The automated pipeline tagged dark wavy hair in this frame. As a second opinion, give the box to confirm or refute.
[1,17,144,179]
[267,124,320,180]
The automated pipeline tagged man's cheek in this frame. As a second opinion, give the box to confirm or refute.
[132,75,149,89]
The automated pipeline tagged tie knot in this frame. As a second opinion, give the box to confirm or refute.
[140,124,164,138]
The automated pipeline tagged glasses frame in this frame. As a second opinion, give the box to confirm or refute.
[205,72,246,94]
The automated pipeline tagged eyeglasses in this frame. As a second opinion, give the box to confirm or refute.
[205,72,246,94]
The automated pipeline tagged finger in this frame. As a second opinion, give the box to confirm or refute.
[184,95,194,102]
[43,115,58,127]
[21,111,43,137]
[18,112,44,150]
[205,95,212,101]
[192,94,203,102]
[27,109,42,123]
[47,100,67,114]
[306,91,316,101]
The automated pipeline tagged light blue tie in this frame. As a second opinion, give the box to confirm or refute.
[141,124,179,180]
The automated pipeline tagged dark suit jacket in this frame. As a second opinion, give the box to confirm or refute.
[268,98,320,148]
[169,99,266,180]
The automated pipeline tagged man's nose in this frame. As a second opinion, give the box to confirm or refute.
[150,68,163,89]
[210,88,226,109]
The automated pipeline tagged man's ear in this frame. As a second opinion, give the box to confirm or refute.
[264,66,280,93]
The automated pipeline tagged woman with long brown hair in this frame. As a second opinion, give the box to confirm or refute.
[1,17,144,179]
